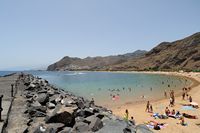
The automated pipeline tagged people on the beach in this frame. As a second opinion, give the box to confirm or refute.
[169,90,175,106]
[182,113,198,119]
[164,90,167,98]
[165,107,170,116]
[145,101,151,112]
[179,116,187,126]
[149,104,153,113]
[189,96,192,102]
[90,98,95,106]
[129,116,136,125]
[124,109,129,121]
[182,90,186,100]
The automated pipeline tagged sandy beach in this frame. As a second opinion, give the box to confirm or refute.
[109,72,200,133]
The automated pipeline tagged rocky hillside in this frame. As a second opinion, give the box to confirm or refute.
[113,32,200,71]
[47,50,147,71]
[47,32,200,71]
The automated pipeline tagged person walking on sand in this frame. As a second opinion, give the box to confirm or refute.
[189,96,192,102]
[169,97,173,107]
[164,90,167,98]
[149,104,153,113]
[182,91,185,100]
[145,101,150,112]
[124,109,129,121]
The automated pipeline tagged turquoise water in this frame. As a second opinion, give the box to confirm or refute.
[0,71,192,107]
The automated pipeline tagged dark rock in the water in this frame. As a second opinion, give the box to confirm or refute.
[45,111,75,127]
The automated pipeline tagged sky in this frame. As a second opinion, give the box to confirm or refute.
[0,0,200,70]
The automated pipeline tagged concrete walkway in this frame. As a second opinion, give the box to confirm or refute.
[0,74,18,133]
[5,78,28,133]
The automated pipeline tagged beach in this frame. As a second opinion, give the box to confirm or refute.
[110,71,200,133]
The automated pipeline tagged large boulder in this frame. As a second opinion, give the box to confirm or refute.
[135,124,153,133]
[75,109,94,118]
[97,118,128,133]
[71,122,89,133]
[37,93,49,105]
[59,127,72,133]
[45,111,75,127]
[46,102,56,109]
[88,116,103,132]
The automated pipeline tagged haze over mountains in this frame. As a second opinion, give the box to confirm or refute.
[47,32,200,71]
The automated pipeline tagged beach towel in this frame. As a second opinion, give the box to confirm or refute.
[181,106,195,111]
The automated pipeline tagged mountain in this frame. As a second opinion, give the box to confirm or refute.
[47,32,200,71]
[47,50,147,71]
[111,32,200,71]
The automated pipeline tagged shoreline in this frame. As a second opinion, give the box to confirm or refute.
[110,72,200,133]
[98,71,199,110]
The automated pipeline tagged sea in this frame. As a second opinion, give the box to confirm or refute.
[0,71,192,108]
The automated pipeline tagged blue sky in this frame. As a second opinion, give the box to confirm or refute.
[0,0,200,70]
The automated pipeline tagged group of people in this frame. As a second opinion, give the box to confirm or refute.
[145,101,153,113]
[182,87,192,102]
[124,109,136,126]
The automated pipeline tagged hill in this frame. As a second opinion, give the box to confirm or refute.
[47,32,200,71]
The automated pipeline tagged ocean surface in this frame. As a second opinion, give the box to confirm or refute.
[0,71,192,107]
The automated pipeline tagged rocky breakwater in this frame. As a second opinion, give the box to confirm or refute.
[21,74,153,133]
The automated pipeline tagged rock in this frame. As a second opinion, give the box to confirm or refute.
[29,103,47,113]
[72,122,89,133]
[88,117,103,132]
[29,110,46,117]
[135,124,153,133]
[32,124,47,133]
[46,123,65,133]
[59,127,72,133]
[77,100,85,109]
[47,89,55,96]
[76,109,94,118]
[45,111,75,127]
[61,98,75,107]
[37,93,49,105]
[123,127,132,133]
[49,94,59,104]
[46,102,56,109]
[97,119,128,133]
[38,89,48,94]
[31,101,42,108]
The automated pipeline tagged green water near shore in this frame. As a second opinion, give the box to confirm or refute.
[22,71,192,107]
[0,71,192,107]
